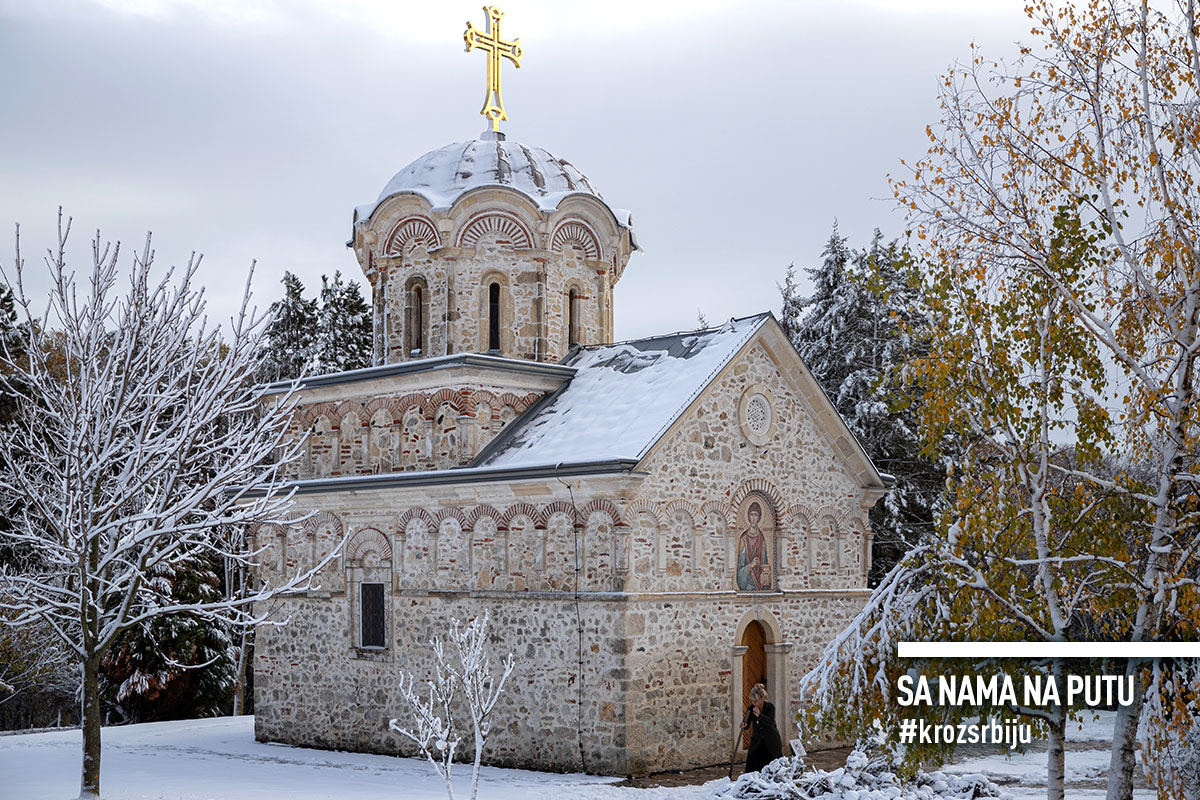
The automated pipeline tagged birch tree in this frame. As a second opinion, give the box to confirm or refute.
[0,214,341,798]
[809,3,1200,798]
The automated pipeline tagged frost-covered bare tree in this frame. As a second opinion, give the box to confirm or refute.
[390,612,515,800]
[392,657,460,800]
[0,213,342,799]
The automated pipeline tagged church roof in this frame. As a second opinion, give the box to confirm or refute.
[475,314,770,469]
[355,135,633,229]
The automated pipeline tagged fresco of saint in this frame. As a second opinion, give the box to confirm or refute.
[736,499,773,591]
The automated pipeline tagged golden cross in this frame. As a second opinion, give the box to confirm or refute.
[464,6,522,132]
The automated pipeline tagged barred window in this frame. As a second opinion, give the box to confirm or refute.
[361,583,385,648]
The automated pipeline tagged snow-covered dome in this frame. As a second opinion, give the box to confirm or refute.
[349,132,640,366]
[355,134,627,226]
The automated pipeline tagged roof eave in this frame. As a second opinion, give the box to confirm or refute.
[260,353,576,395]
[239,459,642,497]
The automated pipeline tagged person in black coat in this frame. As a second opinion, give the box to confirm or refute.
[742,683,783,773]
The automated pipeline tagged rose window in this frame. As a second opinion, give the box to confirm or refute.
[746,394,771,435]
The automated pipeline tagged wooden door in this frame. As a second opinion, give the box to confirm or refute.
[741,621,766,746]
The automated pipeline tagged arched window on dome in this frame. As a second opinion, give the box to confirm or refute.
[405,277,429,357]
[567,288,580,348]
[488,282,501,352]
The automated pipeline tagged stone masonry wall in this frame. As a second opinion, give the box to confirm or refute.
[253,329,880,775]
[632,338,872,592]
[254,594,630,772]
[619,593,866,774]
[282,383,543,480]
[378,238,609,364]
[253,477,642,774]
[616,332,875,772]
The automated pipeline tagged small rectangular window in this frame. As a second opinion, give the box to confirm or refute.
[361,583,385,648]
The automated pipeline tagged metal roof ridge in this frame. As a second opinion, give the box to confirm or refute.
[567,311,772,358]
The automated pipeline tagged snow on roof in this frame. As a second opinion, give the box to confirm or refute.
[476,314,769,469]
[355,136,629,225]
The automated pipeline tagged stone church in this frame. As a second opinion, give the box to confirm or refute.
[250,18,887,775]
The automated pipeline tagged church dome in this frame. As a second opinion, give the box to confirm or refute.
[355,135,630,228]
[350,131,640,367]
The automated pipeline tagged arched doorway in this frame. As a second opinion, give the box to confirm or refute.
[731,611,792,758]
[741,620,767,745]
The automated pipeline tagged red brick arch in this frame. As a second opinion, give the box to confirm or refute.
[464,504,502,531]
[395,393,427,416]
[397,507,436,531]
[786,505,815,532]
[302,510,344,537]
[427,388,465,416]
[346,527,392,562]
[538,500,578,528]
[664,499,699,526]
[434,507,468,529]
[730,479,786,519]
[364,397,403,419]
[500,503,543,530]
[332,400,365,422]
[580,498,625,527]
[469,390,499,416]
[700,500,734,529]
[624,499,663,527]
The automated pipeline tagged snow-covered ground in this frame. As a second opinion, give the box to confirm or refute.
[0,717,716,800]
[941,712,1153,799]
[945,747,1117,789]
[0,714,1156,800]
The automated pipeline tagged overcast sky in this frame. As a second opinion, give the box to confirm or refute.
[0,0,1031,341]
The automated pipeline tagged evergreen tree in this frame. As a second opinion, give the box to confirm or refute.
[777,262,803,343]
[786,225,944,583]
[99,554,235,721]
[261,271,317,382]
[0,282,23,424]
[0,282,16,346]
[313,271,371,374]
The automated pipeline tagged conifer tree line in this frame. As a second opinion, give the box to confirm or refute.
[260,270,372,382]
[779,226,946,584]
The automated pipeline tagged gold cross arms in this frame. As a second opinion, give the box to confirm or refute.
[464,6,522,132]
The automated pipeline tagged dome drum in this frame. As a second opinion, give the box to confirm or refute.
[357,190,628,268]
[353,136,635,366]
[383,215,441,256]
